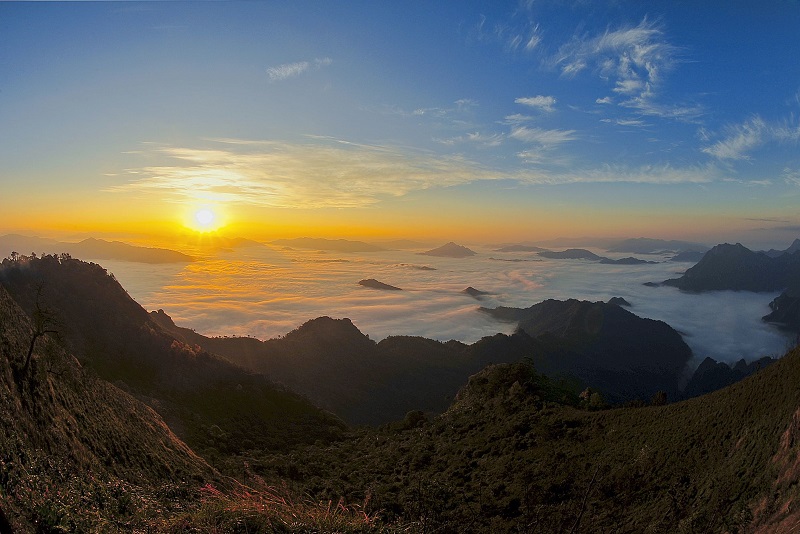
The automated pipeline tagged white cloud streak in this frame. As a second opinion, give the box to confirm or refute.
[702,116,767,160]
[108,138,500,209]
[515,95,557,112]
[109,138,725,210]
[511,162,719,185]
[267,57,332,81]
[701,114,800,161]
[509,126,576,146]
[553,18,698,120]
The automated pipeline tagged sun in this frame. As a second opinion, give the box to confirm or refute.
[195,208,216,228]
[187,206,223,232]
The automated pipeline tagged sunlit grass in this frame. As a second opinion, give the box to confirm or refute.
[164,481,412,533]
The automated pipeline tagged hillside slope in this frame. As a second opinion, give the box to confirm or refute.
[0,284,217,531]
[0,256,345,464]
[270,344,800,531]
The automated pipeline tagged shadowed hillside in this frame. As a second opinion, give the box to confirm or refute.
[0,255,345,466]
[480,299,693,402]
[262,344,800,532]
[0,284,217,531]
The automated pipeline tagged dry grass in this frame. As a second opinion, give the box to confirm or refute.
[163,479,413,533]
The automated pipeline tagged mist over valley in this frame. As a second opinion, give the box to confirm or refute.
[91,238,794,367]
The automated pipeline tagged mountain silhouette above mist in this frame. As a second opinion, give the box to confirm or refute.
[0,234,194,263]
[480,299,692,402]
[607,237,708,254]
[663,242,800,292]
[272,237,385,252]
[419,241,476,258]
[358,278,403,291]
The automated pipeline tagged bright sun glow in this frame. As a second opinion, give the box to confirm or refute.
[189,207,221,232]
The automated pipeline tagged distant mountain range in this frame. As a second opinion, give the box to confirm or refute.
[607,237,708,254]
[0,234,194,263]
[493,244,550,253]
[538,248,602,260]
[272,237,385,252]
[538,248,656,264]
[419,241,477,258]
[763,238,800,258]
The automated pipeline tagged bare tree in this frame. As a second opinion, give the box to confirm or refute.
[21,284,59,376]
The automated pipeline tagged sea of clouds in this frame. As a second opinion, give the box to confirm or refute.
[100,244,793,366]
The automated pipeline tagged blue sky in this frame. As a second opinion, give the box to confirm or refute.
[2,1,799,246]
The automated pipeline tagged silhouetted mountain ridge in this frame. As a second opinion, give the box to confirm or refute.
[419,242,476,258]
[0,255,344,460]
[480,299,692,402]
[0,234,194,263]
[663,242,800,291]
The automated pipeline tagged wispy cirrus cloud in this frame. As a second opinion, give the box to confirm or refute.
[267,57,332,81]
[701,114,800,161]
[109,137,725,210]
[473,12,542,54]
[515,95,557,112]
[500,113,534,126]
[434,132,504,148]
[509,126,576,146]
[783,167,800,186]
[108,138,500,209]
[553,18,699,120]
[701,116,767,160]
[511,162,719,186]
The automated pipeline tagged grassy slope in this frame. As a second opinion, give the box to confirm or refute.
[0,256,345,466]
[255,348,800,532]
[0,284,218,531]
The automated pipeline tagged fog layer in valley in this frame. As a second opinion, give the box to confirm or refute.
[101,244,791,365]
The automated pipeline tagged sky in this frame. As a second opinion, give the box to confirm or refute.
[2,1,800,248]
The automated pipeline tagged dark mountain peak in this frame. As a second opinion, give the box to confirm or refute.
[607,296,631,307]
[480,298,692,402]
[684,355,777,398]
[538,248,601,260]
[663,241,800,291]
[285,316,374,348]
[463,286,490,299]
[358,278,402,290]
[711,242,750,255]
[419,242,477,258]
[292,316,360,335]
